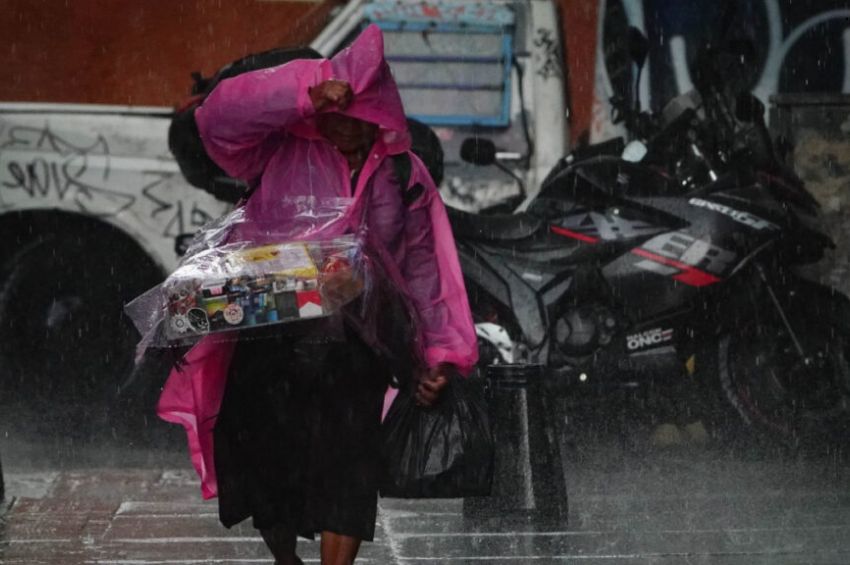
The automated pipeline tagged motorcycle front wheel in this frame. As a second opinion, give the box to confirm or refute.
[717,293,850,447]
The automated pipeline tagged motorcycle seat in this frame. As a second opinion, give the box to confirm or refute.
[446,207,542,241]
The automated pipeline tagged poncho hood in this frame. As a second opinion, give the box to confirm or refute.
[290,24,410,154]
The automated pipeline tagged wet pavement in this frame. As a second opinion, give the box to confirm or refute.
[4,426,850,564]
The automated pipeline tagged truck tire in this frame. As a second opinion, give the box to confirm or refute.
[0,223,162,428]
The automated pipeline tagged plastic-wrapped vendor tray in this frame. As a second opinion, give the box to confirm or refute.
[164,241,360,340]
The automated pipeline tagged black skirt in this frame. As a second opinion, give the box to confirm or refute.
[213,324,390,541]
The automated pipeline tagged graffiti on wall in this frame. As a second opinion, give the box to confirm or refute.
[591,0,850,141]
[141,172,214,237]
[0,125,135,217]
[534,28,564,80]
[0,123,220,238]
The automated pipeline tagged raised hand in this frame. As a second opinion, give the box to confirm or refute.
[309,79,353,112]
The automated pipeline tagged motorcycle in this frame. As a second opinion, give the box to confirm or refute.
[448,31,850,444]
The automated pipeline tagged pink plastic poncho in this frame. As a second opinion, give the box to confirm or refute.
[157,25,478,499]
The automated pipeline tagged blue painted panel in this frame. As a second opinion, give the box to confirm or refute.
[365,1,514,27]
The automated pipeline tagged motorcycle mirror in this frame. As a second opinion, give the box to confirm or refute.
[735,91,766,123]
[627,26,650,69]
[460,137,497,166]
[621,140,648,163]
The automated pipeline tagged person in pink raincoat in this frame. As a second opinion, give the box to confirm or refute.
[156,25,477,565]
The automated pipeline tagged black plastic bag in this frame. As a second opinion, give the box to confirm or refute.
[380,376,494,498]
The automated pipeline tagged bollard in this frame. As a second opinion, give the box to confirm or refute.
[463,364,568,523]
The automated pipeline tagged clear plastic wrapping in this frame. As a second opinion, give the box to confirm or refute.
[125,196,373,357]
[163,237,363,340]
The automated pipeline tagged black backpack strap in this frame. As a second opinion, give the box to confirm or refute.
[391,152,425,207]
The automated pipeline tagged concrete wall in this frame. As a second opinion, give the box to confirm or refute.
[772,96,850,295]
[0,0,341,107]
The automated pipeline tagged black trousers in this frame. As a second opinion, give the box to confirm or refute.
[213,328,389,541]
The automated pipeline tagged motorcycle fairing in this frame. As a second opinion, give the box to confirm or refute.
[455,242,551,347]
[561,308,694,387]
[550,206,666,242]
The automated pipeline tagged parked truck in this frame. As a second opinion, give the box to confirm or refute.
[0,0,566,409]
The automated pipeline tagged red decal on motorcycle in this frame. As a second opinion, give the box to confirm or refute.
[672,268,722,287]
[630,248,721,287]
[550,225,599,243]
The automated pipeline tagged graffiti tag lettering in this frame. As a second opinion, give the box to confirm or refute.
[0,124,137,217]
[534,28,563,80]
[141,172,214,237]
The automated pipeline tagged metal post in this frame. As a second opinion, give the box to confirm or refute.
[463,364,568,523]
